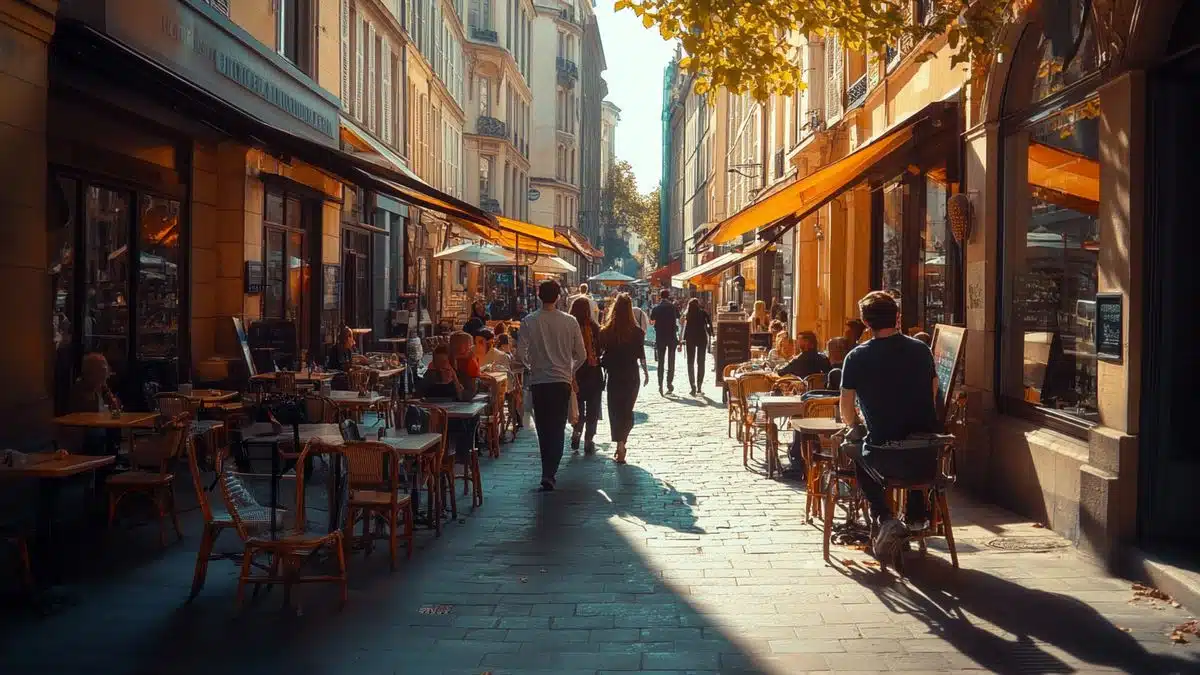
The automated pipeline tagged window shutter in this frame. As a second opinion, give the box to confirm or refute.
[340,0,350,110]
[354,20,365,118]
[382,39,393,145]
[367,23,377,130]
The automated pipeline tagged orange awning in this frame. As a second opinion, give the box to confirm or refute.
[695,103,958,248]
[560,228,604,260]
[672,240,774,288]
[647,259,681,285]
[453,216,586,257]
[1027,141,1099,208]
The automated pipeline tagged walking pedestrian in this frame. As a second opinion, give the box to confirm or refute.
[569,297,604,454]
[517,280,586,492]
[681,298,712,396]
[599,293,649,464]
[568,283,600,323]
[649,289,680,395]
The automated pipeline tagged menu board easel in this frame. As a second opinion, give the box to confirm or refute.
[715,318,751,377]
[930,324,966,423]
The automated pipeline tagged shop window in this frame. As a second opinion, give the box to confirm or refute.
[919,175,959,332]
[84,186,132,391]
[343,228,372,330]
[136,196,182,374]
[880,181,904,297]
[263,191,311,352]
[1002,97,1100,424]
[49,177,77,415]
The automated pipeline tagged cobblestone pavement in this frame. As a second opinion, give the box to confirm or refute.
[2,347,1199,674]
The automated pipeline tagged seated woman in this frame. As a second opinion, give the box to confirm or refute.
[419,345,464,399]
[770,320,795,360]
[327,324,356,372]
[67,353,122,455]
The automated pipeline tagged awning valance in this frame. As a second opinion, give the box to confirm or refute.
[452,216,595,258]
[646,259,681,285]
[54,21,497,231]
[671,240,774,289]
[696,102,957,248]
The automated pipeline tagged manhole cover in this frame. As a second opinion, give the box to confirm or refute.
[985,536,1070,552]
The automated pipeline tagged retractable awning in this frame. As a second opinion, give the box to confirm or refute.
[452,216,598,259]
[1027,141,1099,215]
[671,240,774,289]
[646,259,682,286]
[55,21,497,231]
[695,102,957,248]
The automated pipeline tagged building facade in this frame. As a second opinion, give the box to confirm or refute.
[577,14,606,277]
[679,0,1199,568]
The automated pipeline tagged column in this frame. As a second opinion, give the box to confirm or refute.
[0,1,57,439]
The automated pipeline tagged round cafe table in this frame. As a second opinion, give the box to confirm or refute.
[790,417,846,521]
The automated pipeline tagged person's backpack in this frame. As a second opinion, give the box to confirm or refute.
[404,405,431,434]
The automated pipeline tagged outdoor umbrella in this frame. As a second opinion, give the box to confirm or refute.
[433,242,514,265]
[588,270,636,287]
[530,255,577,274]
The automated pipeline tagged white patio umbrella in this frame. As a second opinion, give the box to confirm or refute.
[588,270,636,287]
[530,255,577,274]
[433,242,514,265]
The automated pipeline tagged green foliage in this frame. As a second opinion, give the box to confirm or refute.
[602,161,661,268]
[616,0,1026,99]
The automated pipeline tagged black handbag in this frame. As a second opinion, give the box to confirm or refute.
[404,404,431,434]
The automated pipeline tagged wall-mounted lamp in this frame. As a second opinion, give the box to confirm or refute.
[948,192,976,244]
[813,222,825,242]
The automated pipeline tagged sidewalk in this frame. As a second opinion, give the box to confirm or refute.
[1,347,1197,674]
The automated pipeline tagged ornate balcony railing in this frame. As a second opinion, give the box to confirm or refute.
[471,26,498,43]
[203,0,229,14]
[481,198,502,214]
[558,8,578,25]
[847,73,868,110]
[556,57,579,79]
[476,115,507,139]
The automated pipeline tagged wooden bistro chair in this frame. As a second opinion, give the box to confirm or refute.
[879,437,960,570]
[723,364,743,434]
[275,371,299,396]
[478,374,505,459]
[793,396,840,522]
[414,404,450,536]
[156,391,201,420]
[105,412,189,547]
[342,441,415,569]
[821,435,871,564]
[188,441,255,600]
[736,372,776,467]
[221,440,347,610]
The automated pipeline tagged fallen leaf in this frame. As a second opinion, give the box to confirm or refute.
[1172,601,1182,608]
[1032,522,1046,528]
[1132,583,1173,602]
[1117,626,1132,633]
[1169,631,1189,644]
[861,560,880,567]
[841,559,857,566]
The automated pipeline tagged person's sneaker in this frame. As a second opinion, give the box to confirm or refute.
[873,518,908,567]
[570,433,581,450]
[907,519,929,533]
[667,384,674,394]
[538,479,555,492]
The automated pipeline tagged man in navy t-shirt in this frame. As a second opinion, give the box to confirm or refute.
[839,292,940,553]
[649,289,680,394]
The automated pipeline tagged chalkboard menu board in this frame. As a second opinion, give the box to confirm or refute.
[715,319,751,376]
[244,261,264,294]
[1095,292,1123,362]
[930,324,967,419]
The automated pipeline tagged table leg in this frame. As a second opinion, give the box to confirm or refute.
[270,441,279,539]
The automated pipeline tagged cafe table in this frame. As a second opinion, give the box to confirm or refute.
[0,453,117,587]
[249,371,338,385]
[350,327,372,353]
[53,412,159,429]
[745,395,810,478]
[181,389,239,408]
[376,337,407,353]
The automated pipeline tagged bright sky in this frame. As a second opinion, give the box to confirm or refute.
[594,2,677,193]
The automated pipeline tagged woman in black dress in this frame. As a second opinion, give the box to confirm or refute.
[569,297,604,454]
[599,293,649,464]
[681,298,713,396]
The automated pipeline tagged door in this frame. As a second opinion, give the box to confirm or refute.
[1141,46,1200,550]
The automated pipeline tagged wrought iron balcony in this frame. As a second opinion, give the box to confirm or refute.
[203,0,229,14]
[481,198,502,214]
[471,26,498,43]
[556,57,579,79]
[847,73,868,110]
[558,8,578,25]
[476,115,507,139]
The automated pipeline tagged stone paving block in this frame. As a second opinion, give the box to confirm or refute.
[495,616,550,629]
[768,639,848,654]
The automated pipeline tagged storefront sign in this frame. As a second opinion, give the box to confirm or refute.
[1095,292,1123,362]
[527,188,541,201]
[64,0,339,145]
[930,324,966,411]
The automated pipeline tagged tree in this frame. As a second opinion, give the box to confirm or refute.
[615,0,1028,99]
[601,161,661,269]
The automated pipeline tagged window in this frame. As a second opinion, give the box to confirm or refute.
[919,175,958,332]
[277,0,313,74]
[880,180,904,297]
[342,228,372,331]
[480,155,494,199]
[479,77,491,116]
[999,2,1103,427]
[264,190,311,352]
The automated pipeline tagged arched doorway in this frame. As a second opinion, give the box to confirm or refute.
[1140,0,1200,552]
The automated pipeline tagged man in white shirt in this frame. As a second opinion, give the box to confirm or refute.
[568,283,600,324]
[517,280,586,491]
[632,304,650,336]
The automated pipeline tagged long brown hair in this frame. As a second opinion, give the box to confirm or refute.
[569,296,599,337]
[600,293,640,346]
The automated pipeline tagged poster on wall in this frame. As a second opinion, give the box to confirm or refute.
[1095,292,1123,362]
[323,264,341,310]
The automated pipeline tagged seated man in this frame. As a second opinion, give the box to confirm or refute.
[777,331,831,379]
[838,291,940,559]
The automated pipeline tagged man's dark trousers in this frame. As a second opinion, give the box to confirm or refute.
[655,342,676,390]
[531,382,572,482]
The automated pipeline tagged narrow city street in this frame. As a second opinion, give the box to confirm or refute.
[1,348,1197,675]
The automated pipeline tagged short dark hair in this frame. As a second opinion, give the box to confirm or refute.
[858,292,899,331]
[659,289,670,300]
[538,280,562,304]
[475,328,494,341]
[496,334,511,347]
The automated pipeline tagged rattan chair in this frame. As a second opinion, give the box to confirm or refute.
[822,440,870,563]
[478,374,504,459]
[106,413,188,546]
[156,392,201,420]
[802,372,827,391]
[342,441,415,569]
[793,396,840,522]
[736,372,776,467]
[274,371,299,395]
[723,364,742,435]
[410,404,449,536]
[222,441,347,610]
